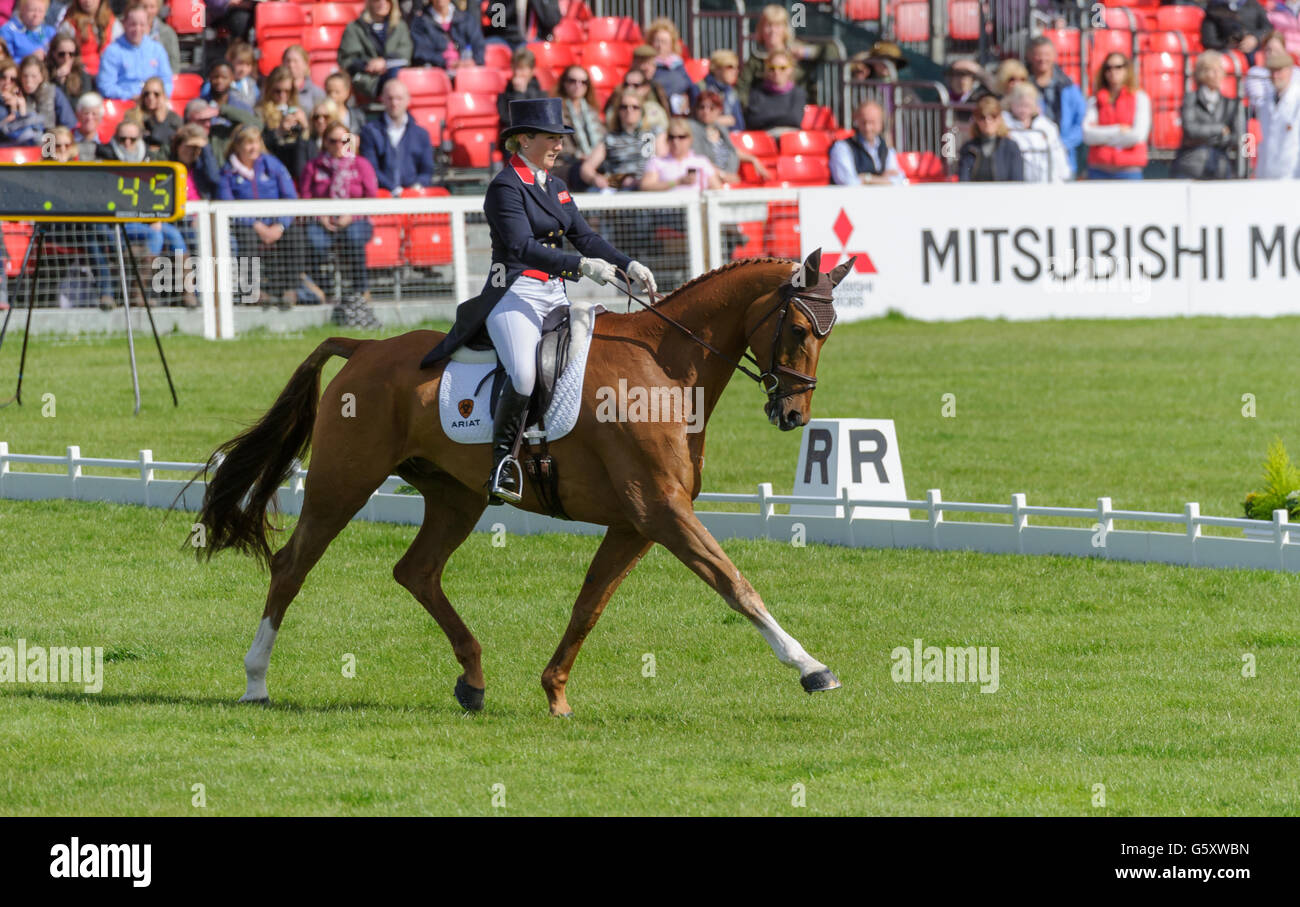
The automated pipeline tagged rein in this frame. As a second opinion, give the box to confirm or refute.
[613,268,822,404]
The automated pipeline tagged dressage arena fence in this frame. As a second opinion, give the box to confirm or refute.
[5,443,1300,574]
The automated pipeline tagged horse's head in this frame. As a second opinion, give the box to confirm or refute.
[745,249,855,431]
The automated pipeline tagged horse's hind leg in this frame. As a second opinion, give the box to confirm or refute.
[391,471,489,711]
[240,462,391,703]
[541,524,652,717]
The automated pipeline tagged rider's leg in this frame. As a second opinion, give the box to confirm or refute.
[484,296,543,502]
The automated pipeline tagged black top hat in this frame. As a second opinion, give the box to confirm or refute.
[501,98,575,140]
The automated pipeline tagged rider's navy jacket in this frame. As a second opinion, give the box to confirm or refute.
[420,154,633,367]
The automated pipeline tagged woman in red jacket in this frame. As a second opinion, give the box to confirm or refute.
[1083,52,1151,179]
[59,0,120,77]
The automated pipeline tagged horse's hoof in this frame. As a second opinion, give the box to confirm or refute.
[552,711,573,718]
[454,675,485,712]
[800,668,841,693]
[237,695,270,705]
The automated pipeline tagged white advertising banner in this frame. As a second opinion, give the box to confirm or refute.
[798,181,1300,321]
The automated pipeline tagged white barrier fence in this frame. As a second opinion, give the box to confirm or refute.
[4,443,1300,574]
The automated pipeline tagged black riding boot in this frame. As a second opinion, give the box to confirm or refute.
[488,380,531,504]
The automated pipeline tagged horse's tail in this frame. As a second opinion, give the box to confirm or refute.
[193,337,364,568]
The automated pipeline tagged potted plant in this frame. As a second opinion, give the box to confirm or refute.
[1242,438,1300,538]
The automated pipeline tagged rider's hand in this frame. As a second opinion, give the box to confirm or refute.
[627,260,657,296]
[580,257,616,285]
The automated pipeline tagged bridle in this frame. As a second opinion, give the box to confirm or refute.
[614,268,834,407]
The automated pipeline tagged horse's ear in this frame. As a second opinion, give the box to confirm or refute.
[829,256,856,286]
[799,248,822,288]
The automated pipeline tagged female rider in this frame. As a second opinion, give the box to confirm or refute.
[420,97,657,503]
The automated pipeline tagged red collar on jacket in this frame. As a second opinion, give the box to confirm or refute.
[509,154,536,186]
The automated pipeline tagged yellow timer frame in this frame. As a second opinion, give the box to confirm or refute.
[0,161,188,223]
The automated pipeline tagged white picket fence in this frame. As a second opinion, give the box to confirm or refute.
[3,442,1300,573]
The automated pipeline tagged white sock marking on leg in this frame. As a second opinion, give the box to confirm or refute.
[240,617,277,701]
[755,612,827,677]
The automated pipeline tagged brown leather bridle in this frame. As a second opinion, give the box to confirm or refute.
[615,268,834,408]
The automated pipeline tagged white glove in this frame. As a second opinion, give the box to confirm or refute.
[627,260,657,296]
[580,256,617,285]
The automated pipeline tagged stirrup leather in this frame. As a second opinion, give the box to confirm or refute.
[489,454,524,503]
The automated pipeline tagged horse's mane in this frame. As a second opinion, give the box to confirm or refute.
[652,256,795,307]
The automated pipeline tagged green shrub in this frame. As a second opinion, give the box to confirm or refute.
[1243,438,1300,520]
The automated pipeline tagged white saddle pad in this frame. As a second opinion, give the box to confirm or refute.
[438,302,598,445]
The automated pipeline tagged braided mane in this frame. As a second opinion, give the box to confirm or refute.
[654,256,795,306]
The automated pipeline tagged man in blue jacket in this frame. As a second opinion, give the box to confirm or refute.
[1026,37,1084,177]
[0,0,56,62]
[96,4,173,100]
[359,79,437,194]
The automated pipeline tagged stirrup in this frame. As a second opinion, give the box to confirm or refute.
[489,455,523,503]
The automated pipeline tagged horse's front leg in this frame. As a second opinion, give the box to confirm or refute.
[636,488,841,694]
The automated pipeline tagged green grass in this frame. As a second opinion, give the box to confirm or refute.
[2,315,1299,815]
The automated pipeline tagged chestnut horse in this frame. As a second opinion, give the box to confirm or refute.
[195,250,853,716]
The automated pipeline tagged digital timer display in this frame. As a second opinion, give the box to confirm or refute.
[0,162,187,222]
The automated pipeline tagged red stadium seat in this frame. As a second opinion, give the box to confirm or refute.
[304,25,347,56]
[1142,51,1183,75]
[734,129,778,170]
[893,0,929,43]
[404,186,453,267]
[765,203,800,258]
[450,127,496,167]
[1043,27,1082,86]
[582,41,633,68]
[1151,109,1181,150]
[168,96,189,116]
[776,154,830,186]
[100,99,132,141]
[1103,7,1137,30]
[948,0,979,40]
[1143,71,1184,101]
[398,66,452,101]
[586,16,641,43]
[445,92,499,130]
[0,146,41,163]
[169,0,205,35]
[551,19,585,43]
[365,223,404,268]
[258,37,298,76]
[172,72,202,100]
[1139,29,1186,55]
[897,150,947,182]
[729,221,766,259]
[801,105,834,130]
[309,3,358,26]
[455,66,508,94]
[527,41,577,75]
[559,0,592,21]
[844,0,879,21]
[484,43,514,70]
[586,63,623,109]
[409,106,444,144]
[1155,5,1204,35]
[684,58,709,82]
[310,61,337,87]
[255,2,307,33]
[779,130,833,156]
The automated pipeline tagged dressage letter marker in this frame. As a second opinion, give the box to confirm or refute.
[792,419,909,520]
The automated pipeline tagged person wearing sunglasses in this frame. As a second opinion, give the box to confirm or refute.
[17,52,75,133]
[299,119,378,304]
[419,97,656,504]
[605,65,669,134]
[45,33,90,103]
[641,116,722,191]
[689,48,744,130]
[688,89,767,183]
[136,74,178,152]
[410,0,485,69]
[583,86,666,191]
[58,0,120,77]
[1082,52,1150,180]
[958,95,1024,182]
[744,49,805,136]
[738,3,820,107]
[553,64,603,186]
[95,3,172,100]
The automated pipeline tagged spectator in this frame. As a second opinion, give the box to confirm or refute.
[689,88,768,183]
[830,99,907,186]
[0,56,46,144]
[646,17,692,117]
[496,46,546,123]
[339,0,413,101]
[1203,0,1270,63]
[1,0,56,62]
[1255,46,1300,177]
[1267,0,1300,57]
[689,48,743,129]
[738,3,822,105]
[857,40,909,82]
[71,87,100,155]
[1083,52,1150,179]
[19,52,75,130]
[995,58,1031,97]
[958,95,1025,181]
[43,120,121,309]
[256,65,312,182]
[217,122,303,308]
[580,86,662,190]
[206,0,255,47]
[1003,82,1069,182]
[283,44,327,113]
[946,59,997,108]
[170,120,217,199]
[640,116,721,191]
[554,63,603,185]
[359,77,435,193]
[136,73,177,152]
[743,49,806,136]
[186,93,257,167]
[225,39,258,108]
[49,121,73,156]
[324,70,365,134]
[1245,29,1298,107]
[305,98,345,162]
[138,0,178,75]
[299,117,379,302]
[482,0,560,51]
[46,32,89,101]
[96,3,171,100]
[201,61,252,114]
[604,60,668,133]
[58,0,118,75]
[1173,51,1243,178]
[1026,35,1084,175]
[410,0,484,69]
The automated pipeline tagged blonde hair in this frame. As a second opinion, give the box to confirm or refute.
[969,95,1008,139]
[995,59,1029,94]
[646,17,682,54]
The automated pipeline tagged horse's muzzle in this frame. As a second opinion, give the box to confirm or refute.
[766,400,804,431]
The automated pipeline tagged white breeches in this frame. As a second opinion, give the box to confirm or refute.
[485,276,569,397]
